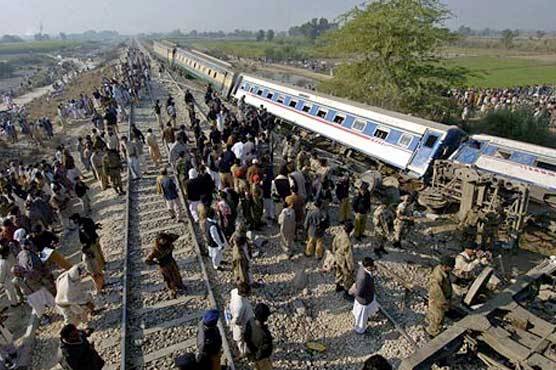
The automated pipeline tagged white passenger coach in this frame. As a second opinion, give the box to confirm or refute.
[234,74,466,178]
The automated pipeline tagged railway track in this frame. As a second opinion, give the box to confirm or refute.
[114,47,236,369]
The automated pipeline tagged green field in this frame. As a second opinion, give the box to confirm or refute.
[163,38,556,88]
[0,40,85,55]
[448,55,556,87]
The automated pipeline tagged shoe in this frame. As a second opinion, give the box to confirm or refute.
[335,284,344,292]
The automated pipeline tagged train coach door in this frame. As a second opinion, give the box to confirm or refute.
[407,130,441,177]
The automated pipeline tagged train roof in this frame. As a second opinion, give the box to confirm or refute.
[471,134,556,162]
[174,47,235,74]
[190,49,234,69]
[241,74,455,136]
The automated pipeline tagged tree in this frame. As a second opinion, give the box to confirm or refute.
[0,62,15,78]
[501,29,515,49]
[536,30,546,40]
[266,29,275,42]
[467,109,555,148]
[0,34,23,43]
[256,30,265,42]
[59,32,67,40]
[319,0,468,119]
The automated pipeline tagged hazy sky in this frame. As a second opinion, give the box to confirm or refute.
[0,0,554,35]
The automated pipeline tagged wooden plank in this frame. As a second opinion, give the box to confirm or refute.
[527,353,556,369]
[512,327,542,349]
[482,326,530,362]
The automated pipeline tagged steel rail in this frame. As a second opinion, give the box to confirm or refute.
[138,40,237,370]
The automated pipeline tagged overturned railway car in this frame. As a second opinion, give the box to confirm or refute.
[233,74,466,178]
[153,40,237,97]
[450,135,556,208]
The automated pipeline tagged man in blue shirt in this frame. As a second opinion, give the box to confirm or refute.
[156,168,184,222]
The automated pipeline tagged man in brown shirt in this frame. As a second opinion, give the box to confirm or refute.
[285,187,305,241]
[162,122,176,145]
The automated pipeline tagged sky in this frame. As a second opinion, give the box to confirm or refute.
[0,0,554,36]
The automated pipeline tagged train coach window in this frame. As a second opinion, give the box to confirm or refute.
[537,161,556,172]
[267,92,274,99]
[352,120,366,131]
[424,135,438,148]
[316,109,328,119]
[398,133,413,148]
[213,72,218,78]
[333,114,345,125]
[494,149,511,160]
[250,86,256,93]
[374,128,389,140]
[302,104,312,113]
[277,95,285,104]
[289,99,298,108]
[257,89,263,96]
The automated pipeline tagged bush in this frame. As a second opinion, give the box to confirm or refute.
[466,109,556,148]
[0,61,15,78]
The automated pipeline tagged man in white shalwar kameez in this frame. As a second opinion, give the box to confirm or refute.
[351,258,378,334]
[55,264,95,326]
[228,283,254,356]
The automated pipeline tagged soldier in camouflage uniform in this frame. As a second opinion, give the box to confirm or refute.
[102,149,124,195]
[426,256,454,337]
[392,195,413,248]
[332,221,355,299]
[372,202,393,257]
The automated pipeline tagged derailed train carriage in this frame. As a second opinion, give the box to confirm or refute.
[151,40,556,214]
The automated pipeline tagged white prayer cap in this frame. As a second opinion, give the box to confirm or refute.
[188,168,198,179]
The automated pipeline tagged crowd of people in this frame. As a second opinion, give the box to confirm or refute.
[451,84,556,125]
[0,44,506,370]
[0,48,151,370]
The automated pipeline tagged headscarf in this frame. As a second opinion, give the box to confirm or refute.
[55,264,92,306]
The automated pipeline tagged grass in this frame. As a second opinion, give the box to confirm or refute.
[448,55,556,87]
[173,38,320,59]
[0,40,84,55]
[162,38,556,88]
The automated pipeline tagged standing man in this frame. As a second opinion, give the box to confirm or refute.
[156,168,184,222]
[59,324,105,370]
[145,233,185,298]
[277,201,296,258]
[352,182,371,240]
[333,221,355,299]
[304,199,329,259]
[335,174,351,223]
[245,303,274,370]
[102,149,124,195]
[228,283,254,356]
[352,257,378,335]
[121,136,141,180]
[146,128,162,167]
[197,309,222,370]
[392,195,413,248]
[206,208,227,271]
[426,256,454,337]
[372,202,393,257]
[153,99,162,130]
